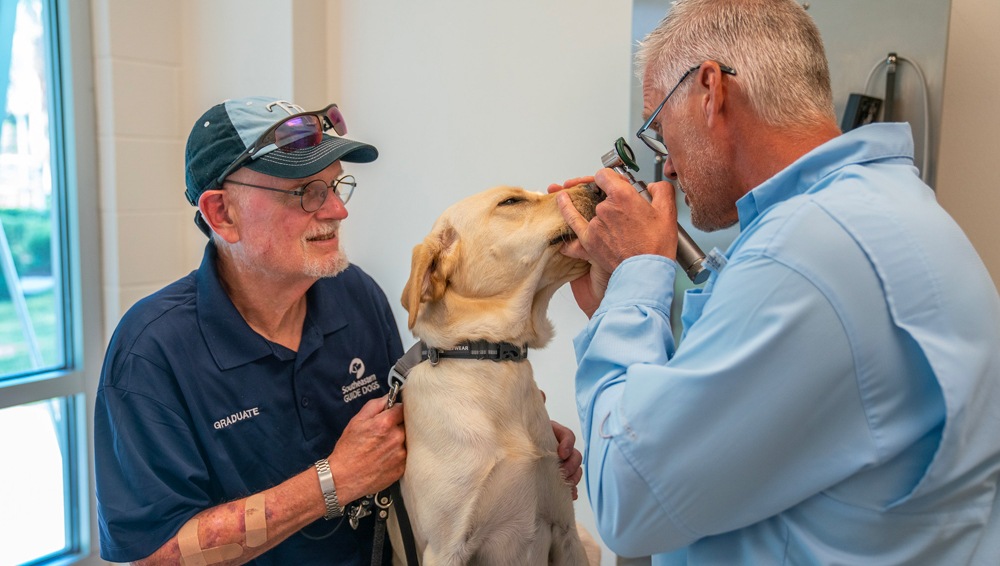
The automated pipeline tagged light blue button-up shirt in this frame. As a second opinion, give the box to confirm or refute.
[574,123,1000,565]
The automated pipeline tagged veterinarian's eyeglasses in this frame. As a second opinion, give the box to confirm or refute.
[225,175,357,212]
[636,62,736,157]
[210,104,348,191]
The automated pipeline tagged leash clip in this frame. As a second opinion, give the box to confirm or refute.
[347,495,374,529]
[385,367,406,409]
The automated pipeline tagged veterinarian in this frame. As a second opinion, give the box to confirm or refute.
[556,0,1000,564]
[93,96,584,565]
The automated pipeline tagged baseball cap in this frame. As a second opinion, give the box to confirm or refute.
[184,96,378,208]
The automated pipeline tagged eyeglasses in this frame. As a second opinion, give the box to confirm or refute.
[636,63,736,157]
[209,103,348,193]
[225,175,357,213]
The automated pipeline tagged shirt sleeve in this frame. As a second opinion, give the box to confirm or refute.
[574,254,876,557]
[95,353,212,563]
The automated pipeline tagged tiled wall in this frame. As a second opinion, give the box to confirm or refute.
[91,0,187,337]
[91,0,330,342]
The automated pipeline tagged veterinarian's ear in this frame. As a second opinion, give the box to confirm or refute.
[401,227,460,329]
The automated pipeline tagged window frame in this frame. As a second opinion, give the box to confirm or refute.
[0,0,101,563]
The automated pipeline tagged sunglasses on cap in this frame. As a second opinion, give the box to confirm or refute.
[208,103,347,192]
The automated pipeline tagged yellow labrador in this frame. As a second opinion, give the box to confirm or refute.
[393,184,603,566]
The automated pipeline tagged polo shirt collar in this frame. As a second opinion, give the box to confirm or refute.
[296,276,350,367]
[305,276,349,336]
[736,122,915,231]
[196,242,349,371]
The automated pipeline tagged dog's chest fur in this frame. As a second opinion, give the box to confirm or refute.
[399,358,575,564]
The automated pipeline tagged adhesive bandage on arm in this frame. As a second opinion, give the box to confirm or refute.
[244,493,267,548]
[176,493,269,565]
[178,518,243,566]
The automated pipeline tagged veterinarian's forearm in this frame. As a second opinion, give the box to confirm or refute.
[131,467,327,565]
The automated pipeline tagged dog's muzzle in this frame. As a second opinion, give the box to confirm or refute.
[571,182,605,222]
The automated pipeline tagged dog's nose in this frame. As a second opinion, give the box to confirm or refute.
[582,182,606,203]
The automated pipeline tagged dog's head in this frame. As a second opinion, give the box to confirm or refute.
[401,183,602,348]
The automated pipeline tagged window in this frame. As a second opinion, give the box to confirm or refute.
[0,398,76,565]
[0,0,98,564]
[0,0,63,379]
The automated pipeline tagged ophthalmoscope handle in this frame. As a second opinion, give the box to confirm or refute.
[612,170,710,284]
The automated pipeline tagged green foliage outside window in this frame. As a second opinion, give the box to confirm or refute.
[0,207,51,300]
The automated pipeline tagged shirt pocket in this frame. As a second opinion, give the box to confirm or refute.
[681,288,712,341]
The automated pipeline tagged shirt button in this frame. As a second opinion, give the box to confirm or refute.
[301,396,310,407]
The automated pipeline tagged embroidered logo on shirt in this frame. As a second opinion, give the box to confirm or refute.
[213,407,260,430]
[349,358,365,379]
[342,357,382,403]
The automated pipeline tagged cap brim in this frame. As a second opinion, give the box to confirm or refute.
[244,134,378,179]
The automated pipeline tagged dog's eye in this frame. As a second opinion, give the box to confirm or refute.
[498,197,524,207]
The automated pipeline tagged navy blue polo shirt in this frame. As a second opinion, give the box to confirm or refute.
[94,242,403,564]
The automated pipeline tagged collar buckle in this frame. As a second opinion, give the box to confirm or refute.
[496,342,527,362]
[423,346,439,366]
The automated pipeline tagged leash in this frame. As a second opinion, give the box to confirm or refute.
[350,342,422,566]
[360,339,530,566]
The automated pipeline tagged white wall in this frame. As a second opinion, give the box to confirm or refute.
[85,0,1000,564]
[937,0,1000,284]
[178,0,302,269]
[91,0,632,562]
[91,0,186,337]
[334,2,631,563]
[93,0,303,340]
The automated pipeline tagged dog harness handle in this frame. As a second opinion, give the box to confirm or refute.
[385,342,423,409]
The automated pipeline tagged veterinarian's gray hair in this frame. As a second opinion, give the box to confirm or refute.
[636,0,836,128]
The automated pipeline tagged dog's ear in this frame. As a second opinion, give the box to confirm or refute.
[401,227,460,329]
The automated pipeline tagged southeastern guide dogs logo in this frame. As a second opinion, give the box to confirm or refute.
[343,357,381,402]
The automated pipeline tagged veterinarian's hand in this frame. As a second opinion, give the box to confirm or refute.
[563,263,609,319]
[552,420,583,501]
[560,168,678,270]
[547,176,595,194]
[327,396,406,505]
[557,168,678,318]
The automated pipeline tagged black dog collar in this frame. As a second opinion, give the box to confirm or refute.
[421,340,528,364]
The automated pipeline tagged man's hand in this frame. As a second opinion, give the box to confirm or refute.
[327,396,406,505]
[559,241,610,319]
[556,168,679,317]
[547,176,596,194]
[552,420,583,500]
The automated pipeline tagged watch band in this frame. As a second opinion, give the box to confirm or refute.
[315,458,343,519]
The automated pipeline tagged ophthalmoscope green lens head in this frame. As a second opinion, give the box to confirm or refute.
[601,137,641,173]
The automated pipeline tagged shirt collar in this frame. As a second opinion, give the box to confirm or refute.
[196,242,349,370]
[303,274,349,338]
[736,122,915,231]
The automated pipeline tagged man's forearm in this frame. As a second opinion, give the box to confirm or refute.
[132,466,327,566]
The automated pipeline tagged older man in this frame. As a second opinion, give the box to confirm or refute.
[94,97,582,565]
[558,1,1000,564]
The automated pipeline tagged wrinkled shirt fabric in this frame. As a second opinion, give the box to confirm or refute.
[574,123,1000,565]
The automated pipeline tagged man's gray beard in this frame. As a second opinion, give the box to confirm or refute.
[303,242,350,278]
[680,179,738,233]
[222,234,350,279]
[673,127,737,233]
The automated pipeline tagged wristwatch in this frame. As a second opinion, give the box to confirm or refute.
[315,458,343,519]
